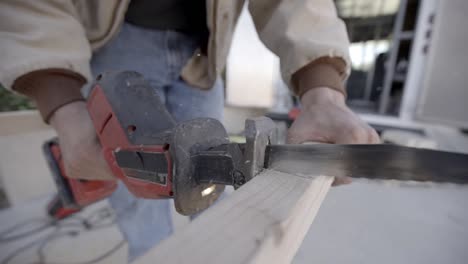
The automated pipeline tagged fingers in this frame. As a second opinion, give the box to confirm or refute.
[64,141,115,181]
[287,129,328,144]
[292,122,378,145]
[51,102,116,181]
[368,127,381,144]
[336,124,380,144]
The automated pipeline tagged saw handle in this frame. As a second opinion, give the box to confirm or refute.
[43,139,117,219]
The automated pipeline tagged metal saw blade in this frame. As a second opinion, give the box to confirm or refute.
[264,144,468,184]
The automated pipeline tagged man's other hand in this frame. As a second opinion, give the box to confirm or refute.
[287,87,380,185]
[49,101,115,181]
[287,87,379,144]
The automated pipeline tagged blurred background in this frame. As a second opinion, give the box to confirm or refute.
[225,0,467,134]
[1,0,467,263]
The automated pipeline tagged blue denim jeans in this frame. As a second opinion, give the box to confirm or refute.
[89,23,224,262]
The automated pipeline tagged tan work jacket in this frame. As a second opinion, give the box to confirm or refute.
[0,0,350,96]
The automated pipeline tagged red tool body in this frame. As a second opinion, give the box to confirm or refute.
[87,82,173,198]
[46,71,226,218]
[46,72,175,219]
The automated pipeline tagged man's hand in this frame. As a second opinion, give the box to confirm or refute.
[287,87,380,185]
[49,101,115,180]
[287,87,379,144]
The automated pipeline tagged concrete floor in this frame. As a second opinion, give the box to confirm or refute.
[0,197,127,264]
[294,181,468,264]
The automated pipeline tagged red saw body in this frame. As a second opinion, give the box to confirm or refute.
[87,82,173,198]
[45,71,227,219]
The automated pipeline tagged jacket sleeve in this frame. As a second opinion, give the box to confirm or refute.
[248,0,351,96]
[0,0,92,90]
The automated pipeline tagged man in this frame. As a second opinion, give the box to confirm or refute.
[0,0,379,261]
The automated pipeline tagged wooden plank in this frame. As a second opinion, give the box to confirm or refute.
[134,170,333,264]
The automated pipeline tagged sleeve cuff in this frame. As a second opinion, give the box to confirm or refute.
[292,57,347,98]
[12,69,86,123]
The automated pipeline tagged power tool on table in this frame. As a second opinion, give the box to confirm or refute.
[44,71,468,219]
